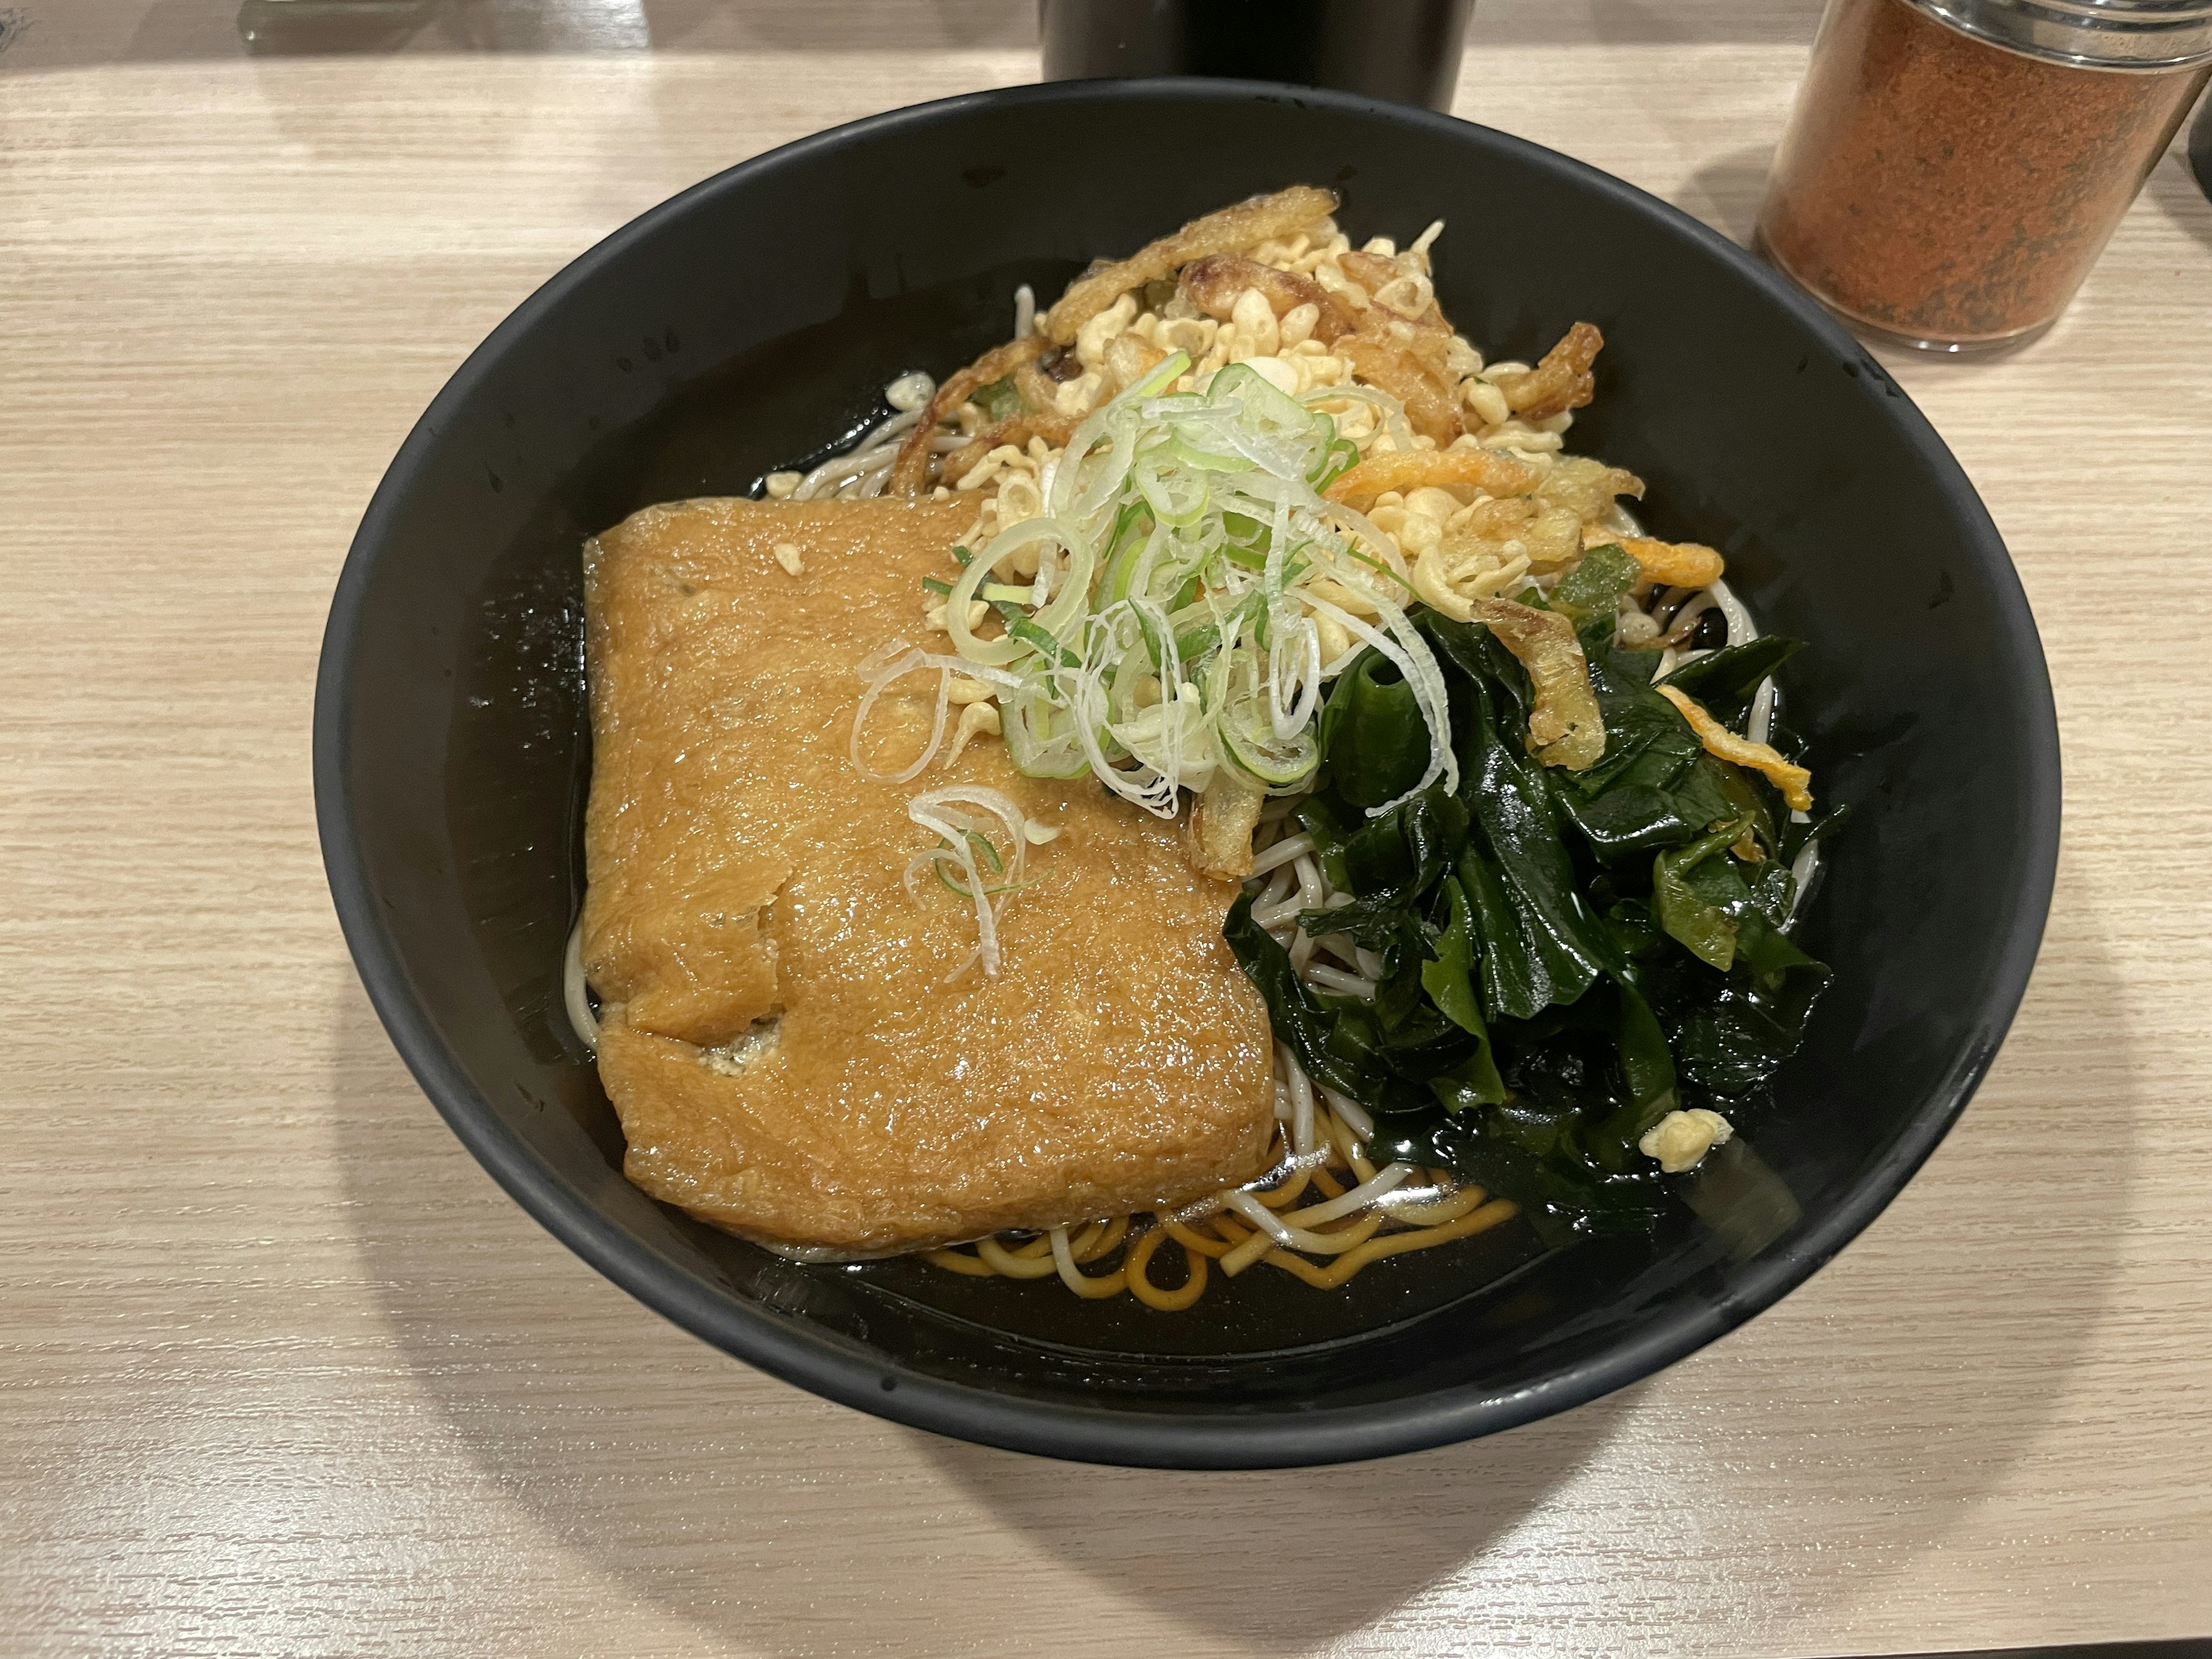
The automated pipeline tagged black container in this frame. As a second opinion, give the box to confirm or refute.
[1040,0,1476,110]
[316,80,2060,1469]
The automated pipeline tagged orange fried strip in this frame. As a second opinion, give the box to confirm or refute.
[1656,684,1814,812]
[1597,533,1726,588]
[1039,185,1340,345]
[888,335,1047,495]
[1493,321,1604,422]
[1323,446,1543,512]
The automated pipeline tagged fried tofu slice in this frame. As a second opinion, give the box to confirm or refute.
[581,498,1275,1256]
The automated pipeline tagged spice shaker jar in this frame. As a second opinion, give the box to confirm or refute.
[1758,0,2212,354]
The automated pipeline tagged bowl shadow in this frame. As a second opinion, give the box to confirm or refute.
[1673,141,1775,248]
[327,969,1617,1652]
[913,1396,1639,1649]
[328,850,2133,1651]
[2146,146,2212,259]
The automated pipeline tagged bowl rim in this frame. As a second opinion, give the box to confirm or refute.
[313,75,2062,1469]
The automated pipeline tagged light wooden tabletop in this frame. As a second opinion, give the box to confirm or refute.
[5,3,2210,1655]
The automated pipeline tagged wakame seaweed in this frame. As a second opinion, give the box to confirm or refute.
[1224,604,1836,1244]
[1658,636,1804,730]
[1317,650,1431,808]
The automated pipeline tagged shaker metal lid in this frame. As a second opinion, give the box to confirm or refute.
[1904,0,2212,69]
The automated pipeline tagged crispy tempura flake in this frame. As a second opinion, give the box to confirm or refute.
[1323,447,1544,512]
[940,412,1081,487]
[1468,597,1605,772]
[889,335,1047,495]
[1012,358,1063,415]
[1339,335,1463,445]
[1412,544,1524,621]
[1453,494,1584,573]
[1184,774,1265,881]
[1179,255,1355,339]
[1538,455,1645,521]
[1103,330,1169,395]
[1039,185,1340,346]
[1492,321,1605,422]
[1336,251,1444,327]
[1657,684,1813,811]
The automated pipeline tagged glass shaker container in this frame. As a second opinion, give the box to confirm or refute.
[1757,0,2212,354]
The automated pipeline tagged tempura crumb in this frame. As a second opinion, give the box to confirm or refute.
[1639,1108,1735,1175]
[941,700,1001,767]
[773,541,805,575]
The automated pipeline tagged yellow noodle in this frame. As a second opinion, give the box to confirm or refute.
[1075,1214,1130,1263]
[1259,1198,1519,1290]
[1211,1215,1257,1249]
[922,1060,1528,1309]
[922,1247,998,1277]
[1266,1163,1415,1230]
[976,1235,1062,1278]
[1126,1225,1208,1312]
[1255,1166,1316,1210]
[1058,1263,1129,1298]
[1221,1210,1386,1277]
[1165,1216,1238,1259]
[1320,1105,1377,1181]
[1380,1184,1490,1228]
[1050,1226,1128,1298]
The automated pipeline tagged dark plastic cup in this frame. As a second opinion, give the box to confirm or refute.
[2191,89,2212,200]
[1039,0,1476,111]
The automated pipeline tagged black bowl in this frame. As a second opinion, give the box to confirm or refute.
[315,80,2059,1468]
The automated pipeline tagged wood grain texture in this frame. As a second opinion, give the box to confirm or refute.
[2,3,2209,1655]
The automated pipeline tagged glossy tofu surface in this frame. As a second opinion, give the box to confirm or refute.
[582,498,1275,1253]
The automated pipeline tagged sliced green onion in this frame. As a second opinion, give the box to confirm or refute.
[866,338,1455,821]
[992,599,1081,669]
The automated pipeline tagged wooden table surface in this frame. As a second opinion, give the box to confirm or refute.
[5,3,2210,1655]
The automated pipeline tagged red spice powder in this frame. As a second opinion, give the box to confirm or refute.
[1759,0,2210,346]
